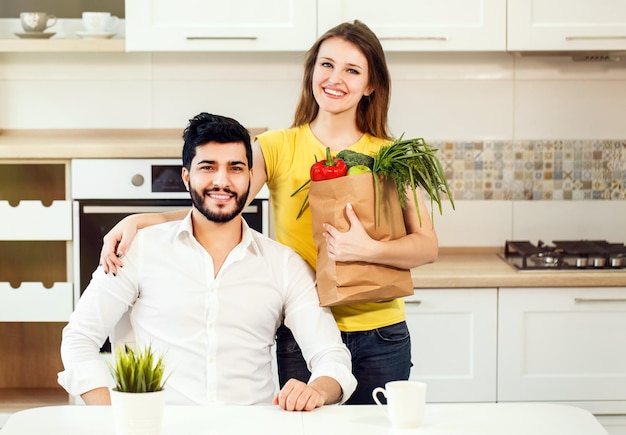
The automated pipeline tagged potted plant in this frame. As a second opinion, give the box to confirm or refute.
[108,344,168,435]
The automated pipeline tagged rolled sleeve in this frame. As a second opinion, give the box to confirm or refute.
[308,356,357,405]
[283,251,357,404]
[57,358,115,397]
[58,253,138,397]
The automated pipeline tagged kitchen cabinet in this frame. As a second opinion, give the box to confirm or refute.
[498,287,626,414]
[0,162,73,322]
[317,0,506,51]
[404,289,497,402]
[0,161,72,411]
[125,0,317,51]
[507,0,626,51]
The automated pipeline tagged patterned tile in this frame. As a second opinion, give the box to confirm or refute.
[433,140,626,201]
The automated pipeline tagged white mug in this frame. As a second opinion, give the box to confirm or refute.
[82,11,119,33]
[372,380,427,429]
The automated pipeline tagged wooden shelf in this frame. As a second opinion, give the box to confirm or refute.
[0,38,125,52]
[0,128,268,159]
[0,388,69,413]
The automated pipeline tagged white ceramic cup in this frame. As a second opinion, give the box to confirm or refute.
[82,12,119,33]
[372,380,427,429]
[20,12,57,32]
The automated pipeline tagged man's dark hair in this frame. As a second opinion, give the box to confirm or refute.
[182,112,252,170]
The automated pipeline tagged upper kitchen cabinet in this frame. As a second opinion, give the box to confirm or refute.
[125,0,317,51]
[508,0,626,51]
[317,0,506,51]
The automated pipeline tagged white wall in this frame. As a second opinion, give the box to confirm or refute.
[0,50,624,246]
[433,200,626,247]
[1,51,625,138]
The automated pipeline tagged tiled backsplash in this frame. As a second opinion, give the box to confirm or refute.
[437,140,626,201]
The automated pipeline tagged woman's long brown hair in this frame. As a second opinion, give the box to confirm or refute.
[292,20,392,140]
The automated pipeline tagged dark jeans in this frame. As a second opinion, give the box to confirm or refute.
[275,321,412,405]
[275,324,312,387]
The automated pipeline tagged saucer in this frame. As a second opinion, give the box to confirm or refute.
[14,32,56,39]
[76,31,116,40]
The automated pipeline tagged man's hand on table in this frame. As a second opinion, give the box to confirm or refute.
[273,377,341,411]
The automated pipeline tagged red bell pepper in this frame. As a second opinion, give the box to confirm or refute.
[310,147,348,181]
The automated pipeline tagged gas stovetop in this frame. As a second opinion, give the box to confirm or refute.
[501,240,626,271]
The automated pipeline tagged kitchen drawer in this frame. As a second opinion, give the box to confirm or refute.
[0,200,72,240]
[0,282,73,322]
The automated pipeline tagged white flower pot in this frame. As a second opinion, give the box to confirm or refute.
[110,389,165,435]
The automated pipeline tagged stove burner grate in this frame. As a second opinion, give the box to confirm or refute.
[503,240,626,271]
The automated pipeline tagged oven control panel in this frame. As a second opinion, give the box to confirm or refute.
[71,159,269,200]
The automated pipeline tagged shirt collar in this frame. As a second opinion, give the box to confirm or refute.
[175,210,263,256]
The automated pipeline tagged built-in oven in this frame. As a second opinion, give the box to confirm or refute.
[71,159,269,351]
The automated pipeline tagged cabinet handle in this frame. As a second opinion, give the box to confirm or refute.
[379,36,448,42]
[574,297,626,303]
[565,36,626,41]
[186,36,258,41]
[405,300,422,305]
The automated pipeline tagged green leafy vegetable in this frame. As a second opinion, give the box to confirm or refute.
[372,135,455,226]
[336,149,375,170]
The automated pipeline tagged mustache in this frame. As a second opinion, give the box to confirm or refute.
[204,187,237,196]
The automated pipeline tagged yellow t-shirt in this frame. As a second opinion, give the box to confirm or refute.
[256,124,406,332]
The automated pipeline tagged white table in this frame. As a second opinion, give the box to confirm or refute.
[0,403,608,435]
[302,403,609,435]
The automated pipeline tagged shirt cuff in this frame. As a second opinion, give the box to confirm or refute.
[309,363,358,405]
[57,358,115,397]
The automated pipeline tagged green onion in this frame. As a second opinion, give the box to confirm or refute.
[372,135,455,226]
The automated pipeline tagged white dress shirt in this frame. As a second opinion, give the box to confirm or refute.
[58,212,356,405]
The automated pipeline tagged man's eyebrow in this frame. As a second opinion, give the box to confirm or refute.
[195,159,216,166]
[194,159,246,166]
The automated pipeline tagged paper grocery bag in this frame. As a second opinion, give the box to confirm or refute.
[309,173,414,307]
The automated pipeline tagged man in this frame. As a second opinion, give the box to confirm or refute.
[58,112,356,411]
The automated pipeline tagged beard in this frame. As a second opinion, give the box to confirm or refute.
[189,182,250,224]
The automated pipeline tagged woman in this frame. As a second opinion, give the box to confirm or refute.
[100,20,438,404]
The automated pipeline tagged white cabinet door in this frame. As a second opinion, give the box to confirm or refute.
[508,0,626,51]
[125,0,317,51]
[405,289,497,403]
[498,287,626,408]
[317,0,506,51]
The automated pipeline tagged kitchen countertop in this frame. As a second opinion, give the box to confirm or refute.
[413,248,626,288]
[0,129,266,159]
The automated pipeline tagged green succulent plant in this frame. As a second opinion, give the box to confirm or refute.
[109,345,168,393]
